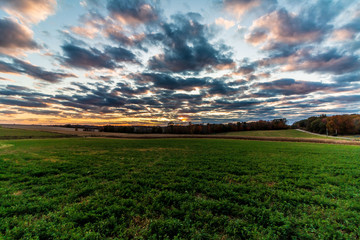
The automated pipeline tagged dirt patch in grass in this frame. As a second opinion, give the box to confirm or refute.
[124,147,183,152]
[43,157,61,163]
[266,182,276,187]
[0,144,14,149]
[13,190,23,196]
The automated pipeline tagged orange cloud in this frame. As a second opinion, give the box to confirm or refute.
[224,0,261,19]
[330,29,355,41]
[215,17,235,29]
[0,0,57,24]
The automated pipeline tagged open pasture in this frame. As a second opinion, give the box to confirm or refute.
[0,126,67,140]
[222,129,331,139]
[1,138,360,239]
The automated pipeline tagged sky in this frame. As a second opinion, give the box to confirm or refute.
[0,0,359,125]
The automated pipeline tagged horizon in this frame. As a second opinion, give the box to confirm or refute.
[0,0,360,125]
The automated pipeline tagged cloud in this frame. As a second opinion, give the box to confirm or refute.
[140,73,209,90]
[330,14,360,41]
[136,72,244,97]
[0,98,48,108]
[105,46,139,63]
[148,13,234,72]
[281,49,360,75]
[236,64,256,75]
[246,0,349,51]
[54,84,128,112]
[70,12,106,39]
[215,17,235,29]
[331,28,356,41]
[0,85,37,96]
[254,78,331,96]
[69,11,148,47]
[105,25,146,46]
[0,0,57,24]
[0,18,38,55]
[19,109,61,115]
[60,43,140,70]
[223,0,273,19]
[0,110,17,115]
[333,73,360,83]
[0,58,76,83]
[319,95,360,104]
[61,43,117,70]
[246,8,326,48]
[107,0,159,25]
[114,82,148,96]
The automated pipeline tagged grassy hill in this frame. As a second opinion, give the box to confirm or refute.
[221,129,331,139]
[0,126,67,139]
[1,137,360,239]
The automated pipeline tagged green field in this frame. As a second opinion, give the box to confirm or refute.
[1,137,360,239]
[222,129,331,139]
[0,127,66,139]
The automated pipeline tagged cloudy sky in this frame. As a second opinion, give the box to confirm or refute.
[0,0,359,125]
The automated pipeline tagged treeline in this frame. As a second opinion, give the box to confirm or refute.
[102,118,288,134]
[292,114,360,135]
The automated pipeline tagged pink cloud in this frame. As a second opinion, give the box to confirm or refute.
[0,0,57,24]
[330,28,355,41]
[215,17,235,29]
[107,1,158,26]
[224,0,261,18]
[246,9,323,46]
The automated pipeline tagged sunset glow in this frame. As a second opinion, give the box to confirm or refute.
[0,0,359,125]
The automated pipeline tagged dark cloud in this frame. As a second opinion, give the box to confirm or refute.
[0,110,17,114]
[54,83,128,112]
[333,73,360,83]
[0,58,76,83]
[136,73,244,96]
[13,59,77,83]
[114,82,148,96]
[19,109,61,115]
[60,43,139,70]
[0,59,18,73]
[140,73,208,90]
[215,99,261,109]
[282,49,360,75]
[254,78,331,96]
[105,46,139,63]
[148,13,234,72]
[107,0,159,25]
[236,63,256,75]
[0,98,48,108]
[61,43,116,70]
[319,95,360,104]
[207,80,245,95]
[0,18,38,55]
[0,85,49,97]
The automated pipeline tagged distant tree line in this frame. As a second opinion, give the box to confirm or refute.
[101,118,288,134]
[292,114,360,135]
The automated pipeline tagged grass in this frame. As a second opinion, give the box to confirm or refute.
[1,137,360,239]
[0,127,67,139]
[222,129,332,139]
